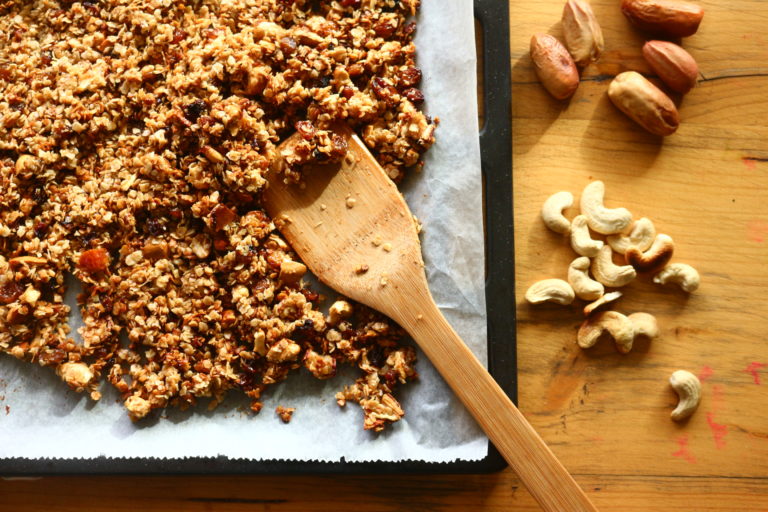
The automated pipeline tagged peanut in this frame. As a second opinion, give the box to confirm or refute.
[530,34,579,100]
[608,71,680,136]
[621,0,704,38]
[642,40,698,94]
[562,0,604,66]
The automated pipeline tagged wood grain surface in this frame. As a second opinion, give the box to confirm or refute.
[2,1,767,510]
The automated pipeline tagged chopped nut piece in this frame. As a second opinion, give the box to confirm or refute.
[202,145,226,164]
[280,260,308,283]
[19,286,41,305]
[329,300,354,325]
[266,339,301,363]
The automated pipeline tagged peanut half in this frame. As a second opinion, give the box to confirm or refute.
[530,34,579,100]
[642,40,699,94]
[608,71,680,136]
[562,0,604,67]
[621,0,704,38]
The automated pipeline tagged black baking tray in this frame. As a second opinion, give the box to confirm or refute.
[1,0,513,476]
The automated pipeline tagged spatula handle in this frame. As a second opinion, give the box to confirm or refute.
[398,302,598,512]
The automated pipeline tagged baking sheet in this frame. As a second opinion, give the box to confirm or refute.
[0,0,488,463]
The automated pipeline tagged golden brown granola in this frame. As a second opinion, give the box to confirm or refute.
[0,0,435,431]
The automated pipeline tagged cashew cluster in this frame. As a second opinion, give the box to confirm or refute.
[531,181,705,423]
[578,310,659,353]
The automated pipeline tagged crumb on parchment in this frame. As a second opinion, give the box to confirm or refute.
[0,0,431,431]
[276,405,295,424]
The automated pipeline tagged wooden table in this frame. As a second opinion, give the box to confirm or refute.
[2,1,766,510]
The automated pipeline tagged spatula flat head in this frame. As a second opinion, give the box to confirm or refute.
[263,125,427,317]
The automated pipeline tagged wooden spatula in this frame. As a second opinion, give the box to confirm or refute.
[263,124,598,512]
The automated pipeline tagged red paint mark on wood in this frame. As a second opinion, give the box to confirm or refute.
[743,158,758,170]
[707,412,728,449]
[747,219,768,243]
[698,365,714,382]
[672,435,696,463]
[744,362,767,384]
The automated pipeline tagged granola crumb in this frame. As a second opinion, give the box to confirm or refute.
[276,406,295,424]
[382,243,393,252]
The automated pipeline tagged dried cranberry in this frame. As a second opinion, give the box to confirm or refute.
[172,29,187,44]
[292,319,315,342]
[33,222,49,238]
[367,346,386,367]
[295,120,316,141]
[38,348,67,366]
[373,19,397,39]
[371,77,398,104]
[78,248,109,274]
[347,63,364,77]
[404,88,424,104]
[83,2,99,15]
[341,0,361,6]
[0,282,24,305]
[99,294,113,313]
[341,86,355,99]
[146,217,167,236]
[329,133,348,160]
[32,187,47,204]
[183,99,207,122]
[213,235,229,252]
[402,21,417,39]
[301,289,319,302]
[398,66,422,88]
[40,50,53,66]
[279,36,298,54]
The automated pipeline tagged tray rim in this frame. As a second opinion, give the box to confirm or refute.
[0,0,514,476]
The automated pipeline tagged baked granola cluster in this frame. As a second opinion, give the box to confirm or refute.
[0,0,434,431]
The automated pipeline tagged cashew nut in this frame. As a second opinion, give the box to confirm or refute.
[653,263,700,293]
[669,370,701,421]
[580,180,633,234]
[628,312,659,339]
[541,191,574,234]
[607,217,656,254]
[570,215,603,257]
[583,290,622,316]
[591,246,637,287]
[525,279,575,305]
[577,310,635,352]
[625,234,674,272]
[567,257,604,301]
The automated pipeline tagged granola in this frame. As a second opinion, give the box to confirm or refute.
[0,0,436,431]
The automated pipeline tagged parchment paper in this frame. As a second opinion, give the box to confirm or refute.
[0,0,489,462]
